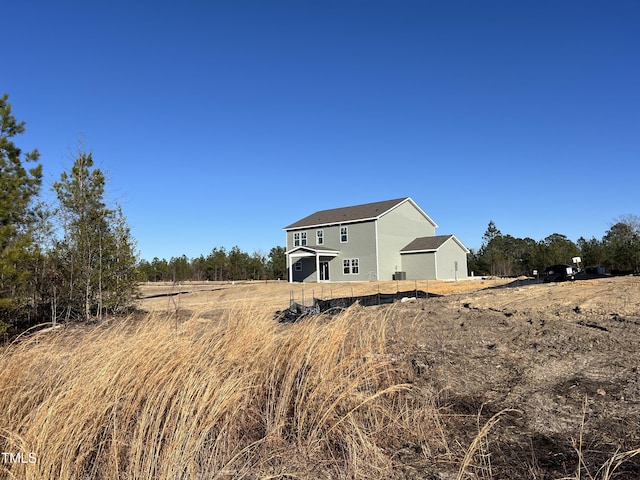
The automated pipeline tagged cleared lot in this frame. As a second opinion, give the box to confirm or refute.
[137,275,640,478]
[138,277,516,312]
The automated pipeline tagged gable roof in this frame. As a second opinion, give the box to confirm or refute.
[400,235,470,254]
[284,197,437,230]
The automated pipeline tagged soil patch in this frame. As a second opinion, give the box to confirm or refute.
[385,276,640,478]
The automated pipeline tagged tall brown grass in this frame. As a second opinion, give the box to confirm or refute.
[0,305,440,479]
[1,303,637,479]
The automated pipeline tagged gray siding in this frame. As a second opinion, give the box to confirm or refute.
[291,257,317,282]
[286,230,315,250]
[402,252,437,280]
[330,221,377,281]
[286,221,377,282]
[377,201,436,280]
[435,238,469,280]
[400,238,469,280]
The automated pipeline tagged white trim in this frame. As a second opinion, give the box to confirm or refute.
[340,226,348,243]
[342,257,360,275]
[289,251,317,259]
[401,249,438,254]
[449,234,471,253]
[289,258,293,283]
[351,258,359,274]
[319,261,330,282]
[286,246,340,283]
[343,259,350,275]
[285,246,339,256]
[434,251,438,280]
[374,219,379,281]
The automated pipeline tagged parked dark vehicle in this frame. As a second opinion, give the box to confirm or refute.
[543,264,578,282]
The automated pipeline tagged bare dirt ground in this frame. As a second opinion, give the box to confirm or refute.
[138,276,640,478]
[384,275,640,478]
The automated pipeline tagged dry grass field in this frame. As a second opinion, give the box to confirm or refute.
[0,276,638,479]
[138,277,515,313]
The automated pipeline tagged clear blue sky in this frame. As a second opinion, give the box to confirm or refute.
[4,1,639,261]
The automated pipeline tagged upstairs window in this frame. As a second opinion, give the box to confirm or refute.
[300,232,307,246]
[294,232,300,247]
[340,226,348,243]
[316,229,324,245]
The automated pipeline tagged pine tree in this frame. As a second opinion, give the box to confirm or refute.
[53,149,138,320]
[479,221,502,276]
[268,246,286,280]
[0,94,42,329]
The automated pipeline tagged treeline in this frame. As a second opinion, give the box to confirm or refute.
[137,246,287,282]
[3,91,639,337]
[0,94,138,333]
[469,219,640,277]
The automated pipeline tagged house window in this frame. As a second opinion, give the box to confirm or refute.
[343,258,359,275]
[316,229,324,245]
[294,260,302,271]
[340,226,348,243]
[300,232,307,246]
[294,232,300,247]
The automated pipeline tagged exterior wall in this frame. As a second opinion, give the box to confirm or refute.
[331,221,377,281]
[286,221,377,282]
[290,257,317,282]
[377,201,437,280]
[286,230,317,250]
[435,239,469,280]
[401,252,437,280]
[400,240,469,281]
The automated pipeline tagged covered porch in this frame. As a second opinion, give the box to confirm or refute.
[286,246,340,283]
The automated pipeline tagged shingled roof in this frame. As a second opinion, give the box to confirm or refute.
[284,198,413,230]
[401,235,469,253]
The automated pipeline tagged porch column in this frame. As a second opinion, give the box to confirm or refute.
[288,254,294,283]
[316,253,320,282]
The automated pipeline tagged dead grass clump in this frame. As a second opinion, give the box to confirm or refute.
[0,305,439,479]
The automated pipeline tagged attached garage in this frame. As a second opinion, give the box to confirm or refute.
[400,235,469,281]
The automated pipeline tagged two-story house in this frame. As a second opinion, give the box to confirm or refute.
[283,197,469,282]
